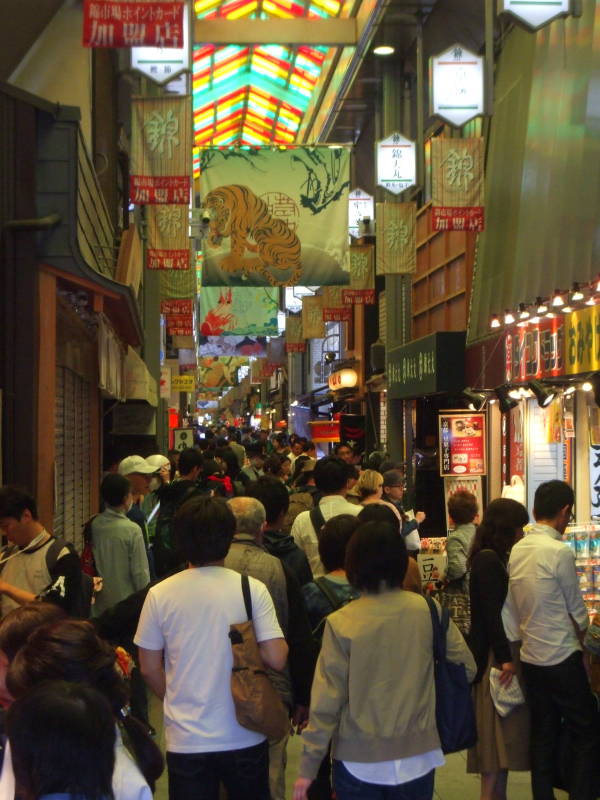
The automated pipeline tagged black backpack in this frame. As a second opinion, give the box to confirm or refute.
[153,483,202,576]
[45,537,94,619]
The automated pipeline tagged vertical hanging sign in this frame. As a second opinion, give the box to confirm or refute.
[431,138,485,232]
[285,315,306,353]
[130,3,189,82]
[146,205,190,269]
[499,0,571,29]
[322,287,352,322]
[430,45,484,127]
[376,133,417,195]
[348,188,375,237]
[343,246,375,305]
[302,295,326,339]
[376,203,417,274]
[130,95,191,205]
[83,0,184,48]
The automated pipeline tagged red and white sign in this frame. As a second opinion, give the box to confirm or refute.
[130,176,190,206]
[432,206,484,232]
[342,289,376,305]
[161,298,193,314]
[323,307,352,322]
[504,317,564,382]
[147,248,190,270]
[285,343,306,353]
[83,1,184,48]
[439,411,486,477]
[166,313,193,336]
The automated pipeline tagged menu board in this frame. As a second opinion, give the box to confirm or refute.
[439,411,486,477]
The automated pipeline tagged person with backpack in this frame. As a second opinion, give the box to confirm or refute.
[0,486,91,619]
[91,475,150,617]
[291,458,361,578]
[153,448,203,577]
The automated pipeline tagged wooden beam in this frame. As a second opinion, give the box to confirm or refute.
[36,270,57,530]
[195,18,356,46]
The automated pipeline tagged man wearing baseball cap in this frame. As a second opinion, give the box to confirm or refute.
[118,455,158,574]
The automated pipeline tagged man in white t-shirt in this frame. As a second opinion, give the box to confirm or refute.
[135,496,288,800]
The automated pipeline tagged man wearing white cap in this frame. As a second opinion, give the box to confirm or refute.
[118,455,158,578]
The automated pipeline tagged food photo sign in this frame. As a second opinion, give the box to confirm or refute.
[439,411,487,477]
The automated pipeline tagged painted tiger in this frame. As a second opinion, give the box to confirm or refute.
[202,184,301,286]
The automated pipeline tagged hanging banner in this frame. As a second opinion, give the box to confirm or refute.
[376,133,417,195]
[431,138,485,232]
[130,3,189,82]
[348,188,375,237]
[500,0,571,30]
[340,414,366,454]
[160,266,194,299]
[130,96,191,205]
[439,411,487,477]
[165,313,193,336]
[266,336,286,366]
[199,287,279,337]
[251,358,277,384]
[199,147,350,286]
[198,335,267,357]
[302,295,326,339]
[146,205,190,269]
[322,287,352,322]
[285,315,306,353]
[343,246,375,305]
[198,357,249,389]
[430,45,484,128]
[83,0,184,48]
[161,298,193,314]
[564,306,600,375]
[159,366,171,399]
[171,373,195,392]
[376,203,416,274]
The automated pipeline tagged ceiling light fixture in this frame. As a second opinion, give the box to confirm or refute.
[495,384,519,414]
[552,290,565,307]
[504,309,515,325]
[463,387,487,411]
[536,298,548,314]
[571,283,584,302]
[563,385,576,396]
[529,379,557,408]
[586,296,597,306]
[373,45,395,56]
[518,303,530,320]
[562,305,573,313]
[490,314,501,329]
[582,381,593,392]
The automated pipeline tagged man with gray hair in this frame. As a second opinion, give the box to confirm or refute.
[226,497,317,800]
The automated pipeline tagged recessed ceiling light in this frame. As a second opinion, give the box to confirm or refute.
[373,45,395,56]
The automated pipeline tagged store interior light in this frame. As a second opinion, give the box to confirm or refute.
[536,298,548,314]
[463,387,487,411]
[585,295,597,306]
[582,381,594,392]
[373,44,395,56]
[490,314,501,329]
[552,290,565,307]
[495,384,519,414]
[571,283,584,302]
[504,309,515,325]
[529,379,557,408]
[563,385,576,396]
[508,388,522,400]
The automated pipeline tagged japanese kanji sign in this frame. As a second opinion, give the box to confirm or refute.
[500,0,570,29]
[165,313,193,336]
[171,374,195,392]
[160,298,192,314]
[130,96,191,204]
[251,358,277,384]
[430,45,484,127]
[348,188,374,237]
[285,315,306,353]
[146,205,190,269]
[564,306,600,375]
[376,203,416,274]
[322,287,352,322]
[376,133,417,195]
[83,1,184,48]
[431,138,485,232]
[343,246,375,305]
[130,3,189,82]
[302,295,326,339]
[439,411,487,477]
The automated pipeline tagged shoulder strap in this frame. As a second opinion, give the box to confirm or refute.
[314,577,344,612]
[45,537,73,570]
[425,595,448,661]
[241,573,252,621]
[309,505,326,539]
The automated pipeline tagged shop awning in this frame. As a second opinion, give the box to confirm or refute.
[124,347,158,406]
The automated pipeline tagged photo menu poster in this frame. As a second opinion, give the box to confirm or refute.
[439,411,487,477]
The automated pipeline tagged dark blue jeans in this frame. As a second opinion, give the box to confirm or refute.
[167,740,270,800]
[332,761,435,800]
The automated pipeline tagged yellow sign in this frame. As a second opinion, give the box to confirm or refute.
[565,306,600,374]
[171,374,195,392]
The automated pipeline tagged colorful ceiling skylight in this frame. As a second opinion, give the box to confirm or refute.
[192,0,341,151]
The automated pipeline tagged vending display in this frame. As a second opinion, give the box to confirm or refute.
[565,524,600,620]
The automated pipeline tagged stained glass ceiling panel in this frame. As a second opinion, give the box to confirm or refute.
[193,0,342,152]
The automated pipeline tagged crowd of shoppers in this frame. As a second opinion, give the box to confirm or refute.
[0,425,598,800]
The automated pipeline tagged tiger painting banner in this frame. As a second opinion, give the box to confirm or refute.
[322,287,352,322]
[130,96,191,205]
[198,286,279,337]
[431,138,485,232]
[376,203,416,275]
[199,147,351,287]
[83,0,184,48]
[147,205,190,269]
[343,246,375,305]
[285,315,305,354]
[302,295,326,340]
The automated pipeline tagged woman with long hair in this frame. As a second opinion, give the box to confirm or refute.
[6,619,164,798]
[466,498,530,800]
[294,522,475,800]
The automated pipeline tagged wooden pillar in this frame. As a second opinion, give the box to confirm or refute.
[36,271,57,528]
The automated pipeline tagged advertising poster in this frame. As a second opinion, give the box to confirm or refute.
[198,287,279,337]
[198,335,267,357]
[439,411,486,477]
[199,147,350,286]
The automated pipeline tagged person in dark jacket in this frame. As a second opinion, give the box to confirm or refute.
[466,498,530,800]
[246,476,313,587]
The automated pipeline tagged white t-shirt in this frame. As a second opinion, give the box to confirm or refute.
[134,566,283,754]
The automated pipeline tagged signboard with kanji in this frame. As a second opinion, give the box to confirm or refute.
[130,3,189,83]
[376,133,417,195]
[500,0,570,29]
[430,45,484,127]
[439,411,487,477]
[83,1,184,48]
[171,374,195,392]
[348,188,374,237]
[564,306,600,375]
